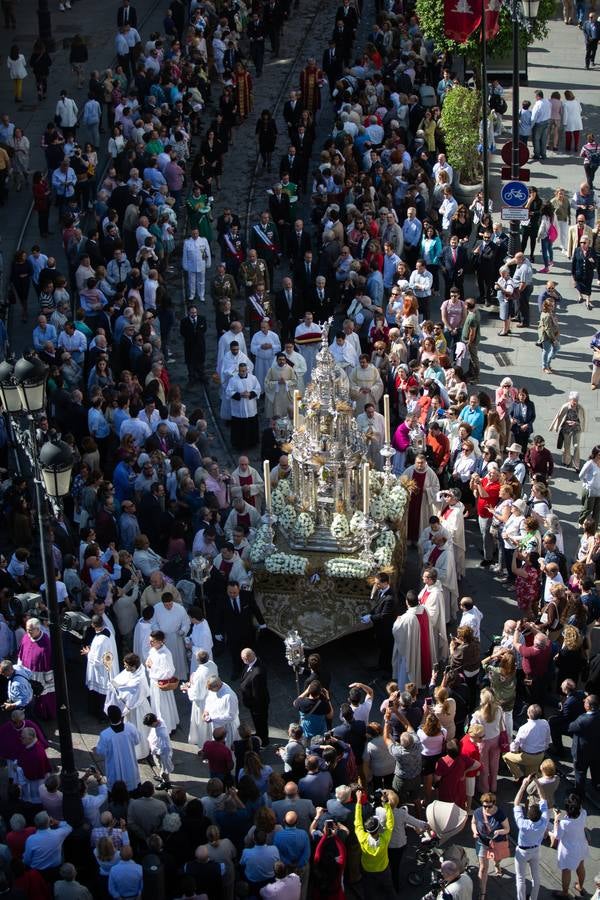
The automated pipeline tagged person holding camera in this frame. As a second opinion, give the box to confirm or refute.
[353,787,396,898]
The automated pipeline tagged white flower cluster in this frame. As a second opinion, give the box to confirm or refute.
[376,529,396,550]
[374,546,393,567]
[349,510,366,534]
[293,511,315,542]
[248,538,269,563]
[369,496,386,522]
[278,479,292,497]
[278,505,297,532]
[271,489,287,514]
[265,552,308,575]
[330,513,350,540]
[325,557,374,579]
[383,483,409,520]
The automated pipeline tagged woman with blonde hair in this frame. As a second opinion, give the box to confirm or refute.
[201,824,237,900]
[432,685,456,740]
[555,624,587,687]
[470,689,503,793]
[472,791,510,891]
[460,723,485,813]
[482,650,517,737]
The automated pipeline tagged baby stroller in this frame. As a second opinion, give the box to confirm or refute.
[407,800,469,888]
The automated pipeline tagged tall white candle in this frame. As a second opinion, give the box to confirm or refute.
[383,394,391,444]
[263,460,271,512]
[362,462,370,515]
[293,390,301,429]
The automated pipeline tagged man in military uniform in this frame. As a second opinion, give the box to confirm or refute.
[249,211,281,284]
[211,262,238,307]
[239,248,270,297]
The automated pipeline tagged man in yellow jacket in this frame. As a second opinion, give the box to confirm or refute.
[354,788,397,897]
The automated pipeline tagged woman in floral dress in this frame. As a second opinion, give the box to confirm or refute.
[511,549,541,618]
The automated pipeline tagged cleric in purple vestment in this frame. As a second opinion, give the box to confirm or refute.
[17,617,56,719]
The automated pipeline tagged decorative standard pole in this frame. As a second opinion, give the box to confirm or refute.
[0,357,81,826]
[481,0,490,216]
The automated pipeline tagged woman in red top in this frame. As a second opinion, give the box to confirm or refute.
[313,831,347,900]
[32,171,50,238]
[433,742,469,808]
[459,723,485,813]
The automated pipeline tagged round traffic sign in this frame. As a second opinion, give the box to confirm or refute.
[501,181,529,207]
[500,140,529,166]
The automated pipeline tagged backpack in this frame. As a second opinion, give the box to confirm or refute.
[548,222,558,243]
[588,146,600,167]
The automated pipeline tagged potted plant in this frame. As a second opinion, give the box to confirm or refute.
[440,85,483,202]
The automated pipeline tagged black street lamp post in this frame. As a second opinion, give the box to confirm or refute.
[0,356,82,826]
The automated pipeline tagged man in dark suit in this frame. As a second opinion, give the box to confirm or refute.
[279,145,303,185]
[260,419,284,467]
[322,39,342,97]
[549,680,585,755]
[288,218,312,270]
[440,235,468,298]
[263,0,283,57]
[240,648,270,745]
[309,275,334,321]
[295,250,318,299]
[269,185,292,257]
[568,694,600,796]
[407,95,426,137]
[473,228,499,306]
[216,581,266,679]
[179,305,207,382]
[117,0,137,27]
[335,0,358,42]
[365,572,397,671]
[275,276,304,343]
[283,90,303,139]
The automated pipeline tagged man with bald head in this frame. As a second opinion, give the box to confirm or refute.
[182,844,224,897]
[274,810,311,898]
[108,844,143,900]
[240,648,270,746]
[272,782,316,831]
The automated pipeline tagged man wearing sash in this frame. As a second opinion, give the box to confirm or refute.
[221,223,246,278]
[250,211,280,283]
[239,248,270,296]
[246,284,274,335]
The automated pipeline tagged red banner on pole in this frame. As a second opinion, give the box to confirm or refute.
[444,0,482,42]
[484,0,501,39]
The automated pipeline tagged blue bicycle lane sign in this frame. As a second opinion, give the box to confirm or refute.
[501,181,529,207]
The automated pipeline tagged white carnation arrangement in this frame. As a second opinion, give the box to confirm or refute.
[330,512,350,540]
[271,489,287,514]
[265,552,308,575]
[325,557,374,579]
[369,496,386,522]
[278,504,298,532]
[293,511,315,542]
[278,478,292,497]
[376,529,396,550]
[248,538,269,563]
[349,510,366,534]
[374,546,393,567]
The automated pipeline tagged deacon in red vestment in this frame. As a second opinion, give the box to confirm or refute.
[300,58,324,113]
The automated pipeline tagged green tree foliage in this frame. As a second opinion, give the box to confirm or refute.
[415,0,555,66]
[440,85,482,183]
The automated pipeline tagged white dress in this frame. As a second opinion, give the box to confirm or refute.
[187,659,218,747]
[556,810,589,870]
[204,683,240,747]
[147,644,180,733]
[104,665,152,759]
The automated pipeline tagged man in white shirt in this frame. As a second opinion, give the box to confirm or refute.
[346,682,373,724]
[432,153,454,184]
[503,704,551,780]
[329,332,358,376]
[531,90,552,161]
[458,597,483,640]
[409,259,434,320]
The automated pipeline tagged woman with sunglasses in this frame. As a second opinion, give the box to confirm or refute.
[472,791,510,897]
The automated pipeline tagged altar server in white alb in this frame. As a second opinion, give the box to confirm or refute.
[250,318,281,388]
[95,705,141,792]
[133,607,154,664]
[435,488,466,580]
[203,676,240,746]
[183,227,212,303]
[104,652,152,760]
[182,649,219,748]
[146,630,180,734]
[187,607,214,670]
[219,342,254,421]
[264,353,297,420]
[82,614,119,719]
[283,340,307,394]
[356,402,386,470]
[143,712,174,788]
[329,331,359,376]
[226,362,262,451]
[151,593,190,681]
[349,354,384,415]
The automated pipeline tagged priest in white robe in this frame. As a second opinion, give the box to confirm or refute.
[421,533,459,624]
[82,615,119,717]
[133,612,153,663]
[217,323,247,373]
[203,676,240,747]
[230,456,264,508]
[104,653,152,760]
[95,705,141,791]
[151,596,190,681]
[356,403,386,470]
[284,341,307,394]
[187,607,214,672]
[250,319,281,388]
[418,567,448,660]
[329,333,359,376]
[392,592,437,690]
[219,344,254,420]
[295,313,323,376]
[404,456,441,543]
[224,496,262,538]
[264,354,297,419]
[417,517,452,563]
[146,631,180,733]
[435,489,466,580]
[182,650,218,747]
[349,356,384,415]
[226,363,262,450]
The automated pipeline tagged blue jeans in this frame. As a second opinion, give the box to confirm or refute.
[576,0,586,24]
[541,339,558,368]
[541,237,554,266]
[532,121,550,159]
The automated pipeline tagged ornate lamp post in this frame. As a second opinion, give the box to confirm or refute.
[0,356,81,825]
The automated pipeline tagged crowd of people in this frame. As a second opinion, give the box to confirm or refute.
[0,0,600,898]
